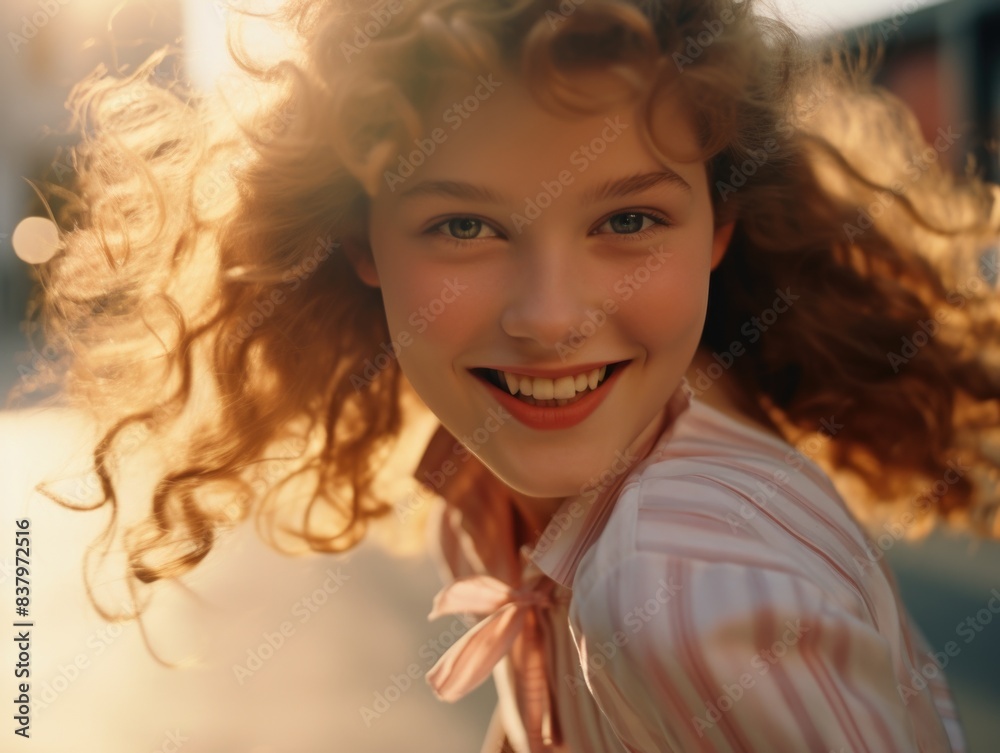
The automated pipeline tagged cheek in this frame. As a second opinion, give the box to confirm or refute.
[368,225,482,345]
[367,251,447,337]
[379,273,434,332]
[378,267,483,377]
[615,247,713,345]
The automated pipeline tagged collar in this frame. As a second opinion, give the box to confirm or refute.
[522,384,692,589]
[415,384,692,749]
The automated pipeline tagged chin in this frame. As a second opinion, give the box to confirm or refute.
[485,458,590,500]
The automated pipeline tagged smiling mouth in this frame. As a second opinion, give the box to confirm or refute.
[471,361,628,408]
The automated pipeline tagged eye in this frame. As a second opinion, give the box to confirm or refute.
[596,212,668,235]
[435,217,499,240]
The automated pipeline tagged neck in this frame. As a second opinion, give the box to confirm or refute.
[684,347,785,440]
[506,399,673,546]
[507,489,563,547]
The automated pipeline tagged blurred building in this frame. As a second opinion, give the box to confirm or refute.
[857,0,1000,183]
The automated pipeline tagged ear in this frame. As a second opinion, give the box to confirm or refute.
[342,239,380,288]
[710,221,735,271]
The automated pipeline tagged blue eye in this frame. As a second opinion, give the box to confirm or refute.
[597,212,666,235]
[436,217,499,240]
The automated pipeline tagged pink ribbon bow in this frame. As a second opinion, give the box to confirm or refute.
[426,572,561,750]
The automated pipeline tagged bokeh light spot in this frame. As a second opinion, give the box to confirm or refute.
[13,216,61,264]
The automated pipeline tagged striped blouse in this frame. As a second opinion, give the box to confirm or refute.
[414,386,967,752]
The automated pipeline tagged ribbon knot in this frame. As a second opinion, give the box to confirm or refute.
[426,572,561,750]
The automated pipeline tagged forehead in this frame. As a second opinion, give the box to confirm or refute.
[376,72,706,200]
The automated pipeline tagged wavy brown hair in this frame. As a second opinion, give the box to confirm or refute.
[9,0,1000,656]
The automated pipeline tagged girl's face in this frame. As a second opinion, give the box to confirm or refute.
[354,74,732,502]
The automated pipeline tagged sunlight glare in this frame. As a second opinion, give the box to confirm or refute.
[182,0,299,94]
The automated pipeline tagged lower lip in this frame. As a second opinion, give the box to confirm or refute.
[475,364,627,430]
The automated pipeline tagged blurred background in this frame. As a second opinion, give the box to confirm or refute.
[1,0,998,751]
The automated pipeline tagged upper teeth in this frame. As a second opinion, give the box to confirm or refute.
[499,365,608,400]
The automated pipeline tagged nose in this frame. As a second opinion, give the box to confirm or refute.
[499,238,593,351]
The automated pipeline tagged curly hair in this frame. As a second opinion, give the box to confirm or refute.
[9,0,1000,654]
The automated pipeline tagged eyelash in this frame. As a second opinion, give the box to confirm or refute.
[427,210,673,246]
[595,211,672,240]
[428,216,503,246]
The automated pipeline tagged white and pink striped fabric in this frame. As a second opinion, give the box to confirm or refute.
[415,387,966,753]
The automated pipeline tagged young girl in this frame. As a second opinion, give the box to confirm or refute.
[13,0,1000,751]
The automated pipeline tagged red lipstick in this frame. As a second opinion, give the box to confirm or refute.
[473,362,628,430]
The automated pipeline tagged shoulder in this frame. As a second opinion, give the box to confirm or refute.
[564,532,930,753]
[568,464,845,642]
[571,417,880,627]
[565,467,914,752]
[559,405,952,751]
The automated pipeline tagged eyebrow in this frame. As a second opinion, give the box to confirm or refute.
[581,170,692,201]
[399,170,691,204]
[399,180,509,203]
